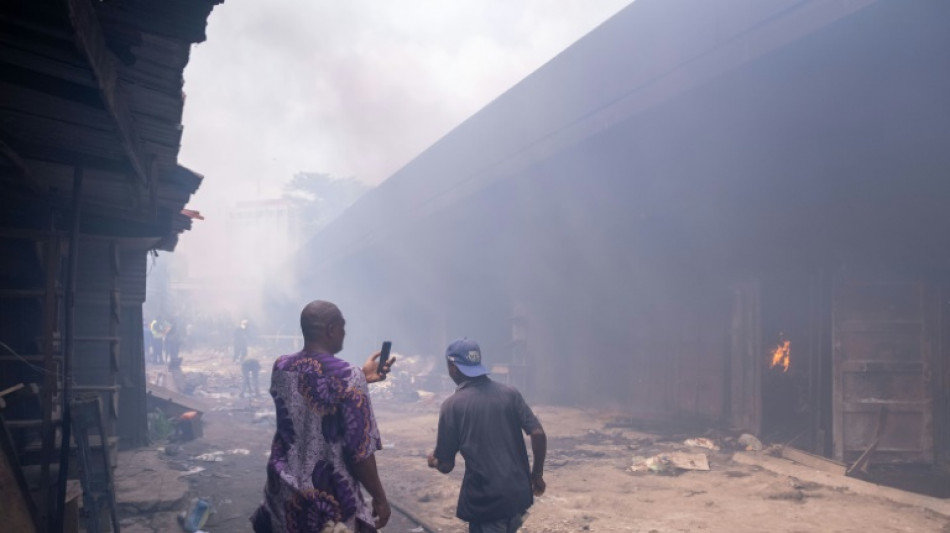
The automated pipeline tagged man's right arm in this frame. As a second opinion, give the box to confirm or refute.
[429,403,458,474]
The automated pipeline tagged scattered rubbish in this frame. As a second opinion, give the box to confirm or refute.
[410,528,425,533]
[763,444,783,456]
[179,467,206,476]
[626,437,654,450]
[630,455,651,473]
[179,498,211,532]
[165,444,182,456]
[195,451,224,462]
[683,438,720,451]
[196,391,232,400]
[738,433,763,452]
[666,452,710,471]
[630,452,710,474]
[194,448,250,462]
[787,477,822,491]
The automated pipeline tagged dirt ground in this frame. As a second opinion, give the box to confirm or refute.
[120,348,950,533]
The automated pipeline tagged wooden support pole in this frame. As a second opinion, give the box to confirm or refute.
[39,221,60,533]
[53,165,83,533]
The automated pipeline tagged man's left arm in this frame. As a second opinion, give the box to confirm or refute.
[515,392,546,496]
[351,455,391,528]
[341,372,390,527]
[529,426,547,496]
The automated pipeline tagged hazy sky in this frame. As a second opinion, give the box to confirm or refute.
[178,0,632,211]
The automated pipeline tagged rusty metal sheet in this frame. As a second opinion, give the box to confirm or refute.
[833,281,933,464]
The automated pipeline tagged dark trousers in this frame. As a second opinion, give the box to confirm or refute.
[241,368,259,397]
[151,337,165,363]
[469,513,526,533]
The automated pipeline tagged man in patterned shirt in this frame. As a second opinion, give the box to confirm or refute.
[251,300,395,532]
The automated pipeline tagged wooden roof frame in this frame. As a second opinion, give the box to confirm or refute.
[65,0,148,187]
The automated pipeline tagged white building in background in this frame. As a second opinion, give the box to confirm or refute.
[227,198,303,285]
[146,197,305,341]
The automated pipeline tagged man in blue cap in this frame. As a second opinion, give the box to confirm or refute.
[427,338,547,532]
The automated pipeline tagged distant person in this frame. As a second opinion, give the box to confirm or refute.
[142,320,151,362]
[149,317,168,364]
[428,338,546,533]
[251,300,396,533]
[233,319,249,363]
[240,358,261,397]
[166,320,183,368]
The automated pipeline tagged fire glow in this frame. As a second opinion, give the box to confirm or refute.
[770,340,790,372]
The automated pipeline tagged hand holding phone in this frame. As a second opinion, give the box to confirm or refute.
[363,342,394,383]
[377,341,392,374]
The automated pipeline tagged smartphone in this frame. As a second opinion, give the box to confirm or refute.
[378,341,392,374]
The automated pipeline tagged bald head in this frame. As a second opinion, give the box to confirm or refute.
[300,300,343,342]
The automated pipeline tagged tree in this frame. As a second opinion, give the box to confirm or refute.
[283,172,369,238]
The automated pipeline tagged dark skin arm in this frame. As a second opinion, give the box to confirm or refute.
[529,427,547,496]
[362,351,397,383]
[427,452,454,474]
[351,454,390,528]
[428,428,546,494]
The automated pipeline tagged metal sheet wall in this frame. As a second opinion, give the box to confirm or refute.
[73,238,149,446]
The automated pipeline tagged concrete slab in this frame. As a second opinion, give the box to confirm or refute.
[114,448,190,514]
[733,451,950,518]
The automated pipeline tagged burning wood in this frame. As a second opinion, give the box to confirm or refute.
[770,339,790,372]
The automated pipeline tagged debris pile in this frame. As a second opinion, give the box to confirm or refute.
[370,354,445,403]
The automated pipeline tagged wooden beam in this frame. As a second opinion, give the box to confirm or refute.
[64,0,149,186]
[4,138,131,175]
[781,446,847,476]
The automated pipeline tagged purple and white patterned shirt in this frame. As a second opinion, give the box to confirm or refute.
[252,351,381,532]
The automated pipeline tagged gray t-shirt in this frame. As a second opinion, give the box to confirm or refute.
[434,376,542,522]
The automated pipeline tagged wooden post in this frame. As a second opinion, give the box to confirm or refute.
[53,165,83,533]
[39,221,60,533]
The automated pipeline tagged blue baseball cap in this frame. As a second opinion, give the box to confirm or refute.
[445,338,489,377]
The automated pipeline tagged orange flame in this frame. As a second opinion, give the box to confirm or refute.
[770,340,790,372]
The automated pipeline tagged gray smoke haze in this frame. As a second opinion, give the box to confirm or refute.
[177,0,631,204]
[149,0,630,328]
